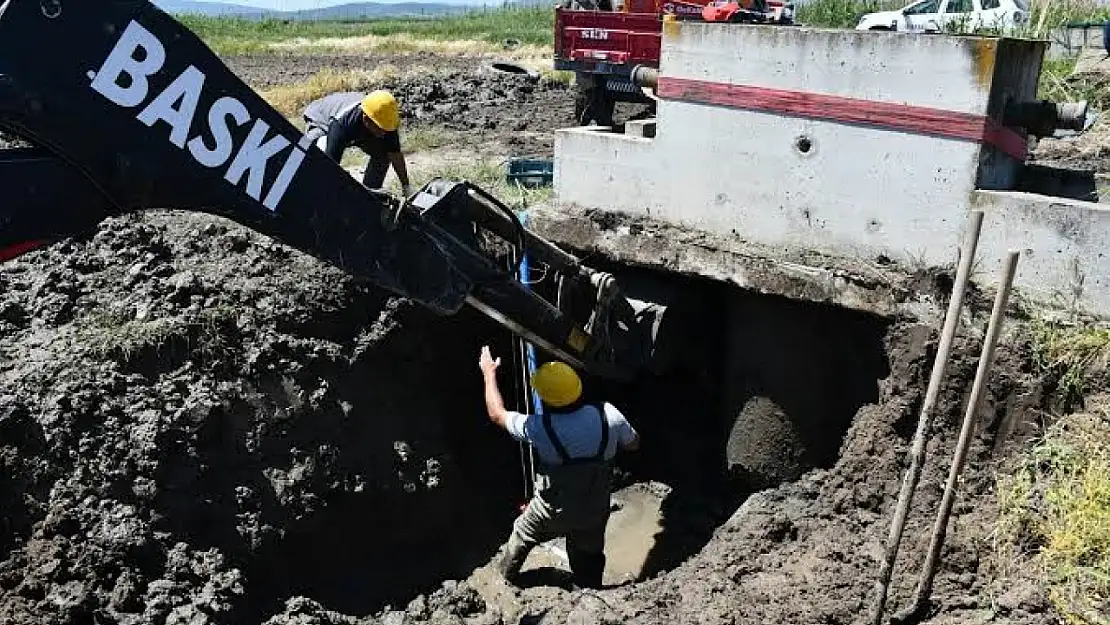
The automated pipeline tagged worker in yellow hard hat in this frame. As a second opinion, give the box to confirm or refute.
[302,90,413,197]
[477,345,640,589]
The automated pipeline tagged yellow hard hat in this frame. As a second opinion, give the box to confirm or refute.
[532,361,582,408]
[361,90,400,132]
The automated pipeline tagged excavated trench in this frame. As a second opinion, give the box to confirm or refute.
[237,264,893,618]
[560,266,893,579]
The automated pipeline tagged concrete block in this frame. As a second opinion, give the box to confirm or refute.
[625,119,656,139]
[972,190,1110,316]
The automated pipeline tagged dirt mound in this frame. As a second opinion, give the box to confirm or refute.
[0,211,524,624]
[1032,125,1110,175]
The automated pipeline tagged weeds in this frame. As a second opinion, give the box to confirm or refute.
[796,0,901,29]
[379,158,553,207]
[994,397,1110,625]
[81,304,236,369]
[1031,318,1110,405]
[1017,0,1110,38]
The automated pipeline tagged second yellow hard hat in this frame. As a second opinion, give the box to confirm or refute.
[361,90,400,132]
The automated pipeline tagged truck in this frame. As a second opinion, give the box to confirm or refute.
[0,0,668,382]
[554,0,796,126]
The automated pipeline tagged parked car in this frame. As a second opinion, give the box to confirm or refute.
[854,0,1028,33]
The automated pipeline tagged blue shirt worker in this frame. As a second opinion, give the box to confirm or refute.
[302,90,413,197]
[478,345,640,589]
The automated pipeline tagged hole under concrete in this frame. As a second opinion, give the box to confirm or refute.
[518,263,892,583]
[181,264,891,620]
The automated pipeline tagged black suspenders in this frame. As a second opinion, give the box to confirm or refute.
[541,404,609,466]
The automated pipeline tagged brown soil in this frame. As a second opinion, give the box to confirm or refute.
[1031,126,1110,174]
[223,52,481,90]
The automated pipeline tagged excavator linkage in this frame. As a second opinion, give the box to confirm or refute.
[0,0,663,379]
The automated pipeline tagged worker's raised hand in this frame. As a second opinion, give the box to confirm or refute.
[479,345,500,377]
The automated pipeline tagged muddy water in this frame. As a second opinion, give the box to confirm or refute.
[510,483,668,587]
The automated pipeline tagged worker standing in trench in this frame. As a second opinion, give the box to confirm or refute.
[477,345,641,589]
[302,90,413,197]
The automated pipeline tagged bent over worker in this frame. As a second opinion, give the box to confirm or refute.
[478,345,640,589]
[302,90,413,197]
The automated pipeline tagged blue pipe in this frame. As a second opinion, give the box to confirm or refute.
[517,210,543,415]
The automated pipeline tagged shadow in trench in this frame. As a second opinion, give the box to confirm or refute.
[575,271,892,582]
[598,364,749,581]
[205,306,530,619]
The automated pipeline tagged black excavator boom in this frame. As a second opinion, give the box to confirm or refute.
[0,0,662,379]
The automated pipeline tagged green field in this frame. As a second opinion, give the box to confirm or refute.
[179,6,554,55]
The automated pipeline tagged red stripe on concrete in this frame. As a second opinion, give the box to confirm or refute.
[657,77,1027,160]
[0,240,47,262]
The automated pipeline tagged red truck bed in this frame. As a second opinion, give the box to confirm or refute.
[554,8,663,71]
[554,1,792,73]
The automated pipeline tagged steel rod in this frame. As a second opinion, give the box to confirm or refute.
[906,249,1020,617]
[868,209,984,625]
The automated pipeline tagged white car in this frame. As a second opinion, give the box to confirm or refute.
[854,0,1028,34]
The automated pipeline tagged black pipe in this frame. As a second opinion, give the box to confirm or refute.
[1002,99,1088,137]
[630,65,658,89]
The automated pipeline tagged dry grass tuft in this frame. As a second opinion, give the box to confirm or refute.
[994,396,1110,625]
[260,66,403,118]
[1032,319,1110,405]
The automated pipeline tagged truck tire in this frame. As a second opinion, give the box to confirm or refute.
[482,61,540,81]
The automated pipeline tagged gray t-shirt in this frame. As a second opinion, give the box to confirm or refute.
[506,403,638,466]
[303,91,363,126]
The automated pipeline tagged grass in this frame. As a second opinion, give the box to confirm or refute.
[401,126,455,153]
[994,396,1110,625]
[1039,53,1110,112]
[796,0,901,29]
[986,317,1110,624]
[80,304,236,368]
[178,6,554,56]
[1031,319,1110,407]
[267,32,551,59]
[376,158,554,207]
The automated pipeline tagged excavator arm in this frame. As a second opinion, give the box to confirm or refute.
[0,0,662,379]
